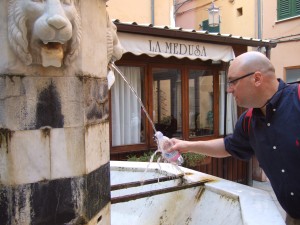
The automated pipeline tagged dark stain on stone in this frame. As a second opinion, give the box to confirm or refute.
[0,188,9,224]
[84,78,109,122]
[86,162,111,219]
[8,76,14,83]
[86,105,103,120]
[99,82,108,103]
[41,127,51,138]
[0,129,13,152]
[104,101,109,116]
[0,162,110,225]
[31,179,77,224]
[36,82,64,129]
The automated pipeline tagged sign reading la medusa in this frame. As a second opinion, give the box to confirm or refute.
[148,39,207,57]
[117,32,234,61]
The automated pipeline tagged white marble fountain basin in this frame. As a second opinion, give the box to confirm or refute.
[110,161,285,225]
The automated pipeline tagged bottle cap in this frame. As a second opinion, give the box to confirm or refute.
[155,131,163,140]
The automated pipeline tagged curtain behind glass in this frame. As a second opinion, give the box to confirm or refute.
[219,71,237,135]
[111,67,142,146]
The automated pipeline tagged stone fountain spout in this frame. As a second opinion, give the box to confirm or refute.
[7,0,82,67]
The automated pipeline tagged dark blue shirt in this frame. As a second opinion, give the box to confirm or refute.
[224,79,300,219]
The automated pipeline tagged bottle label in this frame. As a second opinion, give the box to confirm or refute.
[164,151,180,161]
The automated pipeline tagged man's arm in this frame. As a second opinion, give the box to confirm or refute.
[170,138,231,158]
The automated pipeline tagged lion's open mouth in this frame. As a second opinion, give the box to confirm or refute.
[41,42,64,67]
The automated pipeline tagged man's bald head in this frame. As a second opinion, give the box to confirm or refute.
[229,51,275,77]
[227,51,279,110]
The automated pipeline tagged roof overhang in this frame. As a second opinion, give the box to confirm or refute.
[114,20,277,61]
[114,20,277,49]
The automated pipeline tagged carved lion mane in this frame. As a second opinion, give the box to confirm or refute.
[106,12,124,63]
[8,0,82,67]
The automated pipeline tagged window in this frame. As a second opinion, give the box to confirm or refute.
[110,58,230,154]
[277,0,300,20]
[286,68,300,82]
[237,7,243,16]
[153,68,182,139]
[188,70,214,137]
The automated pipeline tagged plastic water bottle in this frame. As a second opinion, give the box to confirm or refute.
[155,131,184,166]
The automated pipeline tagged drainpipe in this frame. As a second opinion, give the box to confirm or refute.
[265,47,271,59]
[257,0,271,60]
[257,0,262,39]
[172,0,176,27]
[151,0,155,24]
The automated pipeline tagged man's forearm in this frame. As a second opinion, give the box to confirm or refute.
[171,138,231,158]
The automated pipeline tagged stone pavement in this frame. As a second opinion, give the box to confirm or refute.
[252,180,286,220]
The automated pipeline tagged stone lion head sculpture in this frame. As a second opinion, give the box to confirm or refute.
[106,12,124,63]
[8,0,82,68]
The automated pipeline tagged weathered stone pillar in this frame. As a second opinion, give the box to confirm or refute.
[0,0,123,224]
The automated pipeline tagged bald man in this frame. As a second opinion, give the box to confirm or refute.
[170,51,300,224]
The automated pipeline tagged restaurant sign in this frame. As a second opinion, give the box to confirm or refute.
[117,32,235,62]
[148,40,207,57]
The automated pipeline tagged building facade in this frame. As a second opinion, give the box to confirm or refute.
[262,0,300,82]
[175,0,257,39]
[175,0,300,82]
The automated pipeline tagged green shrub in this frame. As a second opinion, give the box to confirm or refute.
[127,151,159,162]
[182,152,207,167]
[127,151,206,167]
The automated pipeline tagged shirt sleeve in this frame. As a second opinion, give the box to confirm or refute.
[224,112,255,161]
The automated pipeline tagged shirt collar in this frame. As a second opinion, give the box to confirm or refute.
[252,79,286,116]
[268,79,286,106]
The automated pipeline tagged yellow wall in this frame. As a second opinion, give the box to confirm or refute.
[175,0,256,38]
[107,0,257,37]
[219,0,256,37]
[106,0,174,26]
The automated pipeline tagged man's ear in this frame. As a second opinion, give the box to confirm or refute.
[253,71,262,86]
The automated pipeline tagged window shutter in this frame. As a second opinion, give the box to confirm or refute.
[278,0,300,20]
[296,0,300,14]
[278,0,292,20]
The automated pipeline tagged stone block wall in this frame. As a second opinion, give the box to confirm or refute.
[0,0,115,224]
